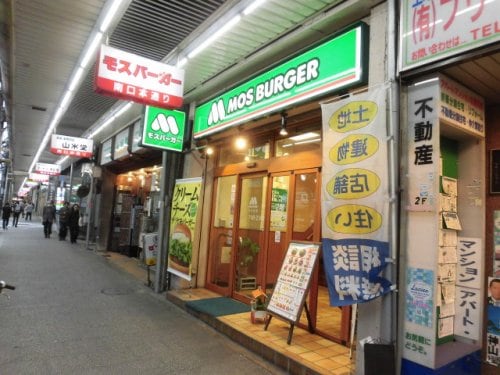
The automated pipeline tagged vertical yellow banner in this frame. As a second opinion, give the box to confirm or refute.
[167,177,202,281]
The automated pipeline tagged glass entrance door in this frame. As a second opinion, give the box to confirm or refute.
[233,174,268,300]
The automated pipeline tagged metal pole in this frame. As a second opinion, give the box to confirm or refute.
[154,151,168,293]
[85,172,96,250]
[68,162,74,203]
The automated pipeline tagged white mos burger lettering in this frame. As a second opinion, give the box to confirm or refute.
[207,58,320,126]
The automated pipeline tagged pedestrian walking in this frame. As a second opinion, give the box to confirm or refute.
[42,200,56,238]
[2,202,11,230]
[25,202,34,221]
[58,201,70,240]
[12,201,21,227]
[20,200,26,218]
[68,204,80,243]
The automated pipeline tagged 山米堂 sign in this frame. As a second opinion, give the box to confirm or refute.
[50,134,93,158]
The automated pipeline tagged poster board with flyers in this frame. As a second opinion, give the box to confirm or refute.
[266,241,320,323]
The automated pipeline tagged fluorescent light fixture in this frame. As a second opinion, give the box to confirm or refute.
[60,90,73,109]
[90,116,115,138]
[188,15,241,59]
[68,67,85,92]
[289,132,320,141]
[243,0,266,15]
[294,138,320,145]
[81,32,103,68]
[100,0,124,32]
[413,77,439,87]
[114,101,133,118]
[56,156,70,165]
[177,57,188,68]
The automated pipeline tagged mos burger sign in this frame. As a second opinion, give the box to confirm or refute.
[95,44,185,109]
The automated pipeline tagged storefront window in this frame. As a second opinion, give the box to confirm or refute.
[275,131,321,157]
[218,141,270,166]
[209,175,237,288]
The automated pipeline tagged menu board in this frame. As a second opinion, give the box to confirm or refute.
[266,241,320,322]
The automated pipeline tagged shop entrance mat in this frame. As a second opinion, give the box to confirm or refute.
[185,297,250,317]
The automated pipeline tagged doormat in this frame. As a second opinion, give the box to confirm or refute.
[185,297,250,317]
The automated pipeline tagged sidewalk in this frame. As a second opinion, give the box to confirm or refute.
[102,251,355,375]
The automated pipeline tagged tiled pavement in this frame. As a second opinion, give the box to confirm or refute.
[103,251,355,375]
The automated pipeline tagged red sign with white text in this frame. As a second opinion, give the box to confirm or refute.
[50,134,93,158]
[95,44,185,109]
[35,162,61,176]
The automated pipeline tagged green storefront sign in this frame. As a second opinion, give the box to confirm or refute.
[142,106,186,152]
[194,23,368,139]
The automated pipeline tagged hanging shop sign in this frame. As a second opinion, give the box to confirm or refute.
[100,138,113,165]
[141,106,186,152]
[95,44,185,109]
[400,0,500,71]
[167,177,202,281]
[113,128,130,160]
[320,87,393,307]
[50,134,93,158]
[439,75,485,137]
[193,23,368,139]
[34,162,61,176]
[28,173,49,183]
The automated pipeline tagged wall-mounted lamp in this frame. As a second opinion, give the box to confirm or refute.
[279,112,288,136]
[235,136,248,150]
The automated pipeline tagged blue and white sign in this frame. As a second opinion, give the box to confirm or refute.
[322,238,392,306]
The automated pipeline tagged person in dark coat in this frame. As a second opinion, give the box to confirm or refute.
[58,201,70,240]
[68,204,80,244]
[42,200,56,238]
[2,202,12,230]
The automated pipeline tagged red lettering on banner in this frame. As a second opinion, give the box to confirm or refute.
[470,21,500,40]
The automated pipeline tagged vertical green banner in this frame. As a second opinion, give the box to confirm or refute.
[167,177,202,281]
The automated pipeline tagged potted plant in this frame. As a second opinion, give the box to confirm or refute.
[238,236,260,270]
[250,287,268,324]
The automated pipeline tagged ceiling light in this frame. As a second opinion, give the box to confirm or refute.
[60,90,73,109]
[188,15,241,59]
[289,132,320,142]
[243,0,267,15]
[100,0,125,33]
[177,57,188,68]
[235,136,248,150]
[294,138,320,145]
[81,32,103,68]
[68,67,85,92]
[279,112,288,136]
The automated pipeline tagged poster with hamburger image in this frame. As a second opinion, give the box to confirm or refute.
[167,177,202,281]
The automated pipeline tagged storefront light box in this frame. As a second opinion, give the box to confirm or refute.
[193,23,368,139]
[141,106,186,152]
